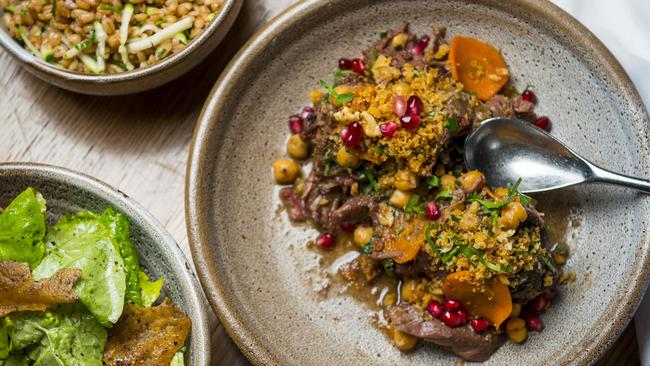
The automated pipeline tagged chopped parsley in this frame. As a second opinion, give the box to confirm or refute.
[379,30,388,39]
[468,178,530,211]
[435,188,453,201]
[369,48,378,70]
[3,6,15,13]
[404,194,425,216]
[320,80,355,105]
[374,145,385,154]
[442,246,461,263]
[426,175,440,189]
[331,68,349,84]
[361,243,374,254]
[98,3,121,13]
[445,116,460,133]
[541,254,557,273]
[361,169,380,192]
[382,259,395,275]
[424,223,441,257]
[413,70,422,77]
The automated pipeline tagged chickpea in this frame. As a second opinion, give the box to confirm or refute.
[394,170,417,191]
[389,189,412,209]
[459,170,485,194]
[336,147,359,168]
[310,89,324,104]
[389,327,418,351]
[287,134,309,159]
[500,201,528,230]
[392,82,412,97]
[401,278,418,303]
[353,226,373,246]
[329,85,353,106]
[440,174,456,191]
[272,159,300,184]
[391,33,409,49]
[506,318,528,343]
[493,187,509,200]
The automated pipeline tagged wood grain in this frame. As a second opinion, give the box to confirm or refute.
[0,0,639,364]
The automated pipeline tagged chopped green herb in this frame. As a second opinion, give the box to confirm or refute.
[413,70,422,77]
[361,243,374,254]
[468,178,529,211]
[369,48,378,70]
[544,225,556,236]
[404,194,424,216]
[362,169,380,192]
[445,117,460,133]
[442,246,461,263]
[320,80,355,104]
[435,188,453,200]
[382,259,395,275]
[541,254,557,273]
[379,30,388,39]
[331,68,349,84]
[52,0,56,16]
[3,6,15,13]
[395,226,405,235]
[323,162,330,176]
[426,175,440,189]
[156,48,168,58]
[98,3,121,13]
[461,245,502,271]
[450,215,459,223]
[424,223,441,257]
[374,145,385,154]
[155,17,166,26]
[426,111,442,118]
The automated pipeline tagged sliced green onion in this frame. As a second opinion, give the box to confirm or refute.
[145,6,156,15]
[41,48,54,62]
[206,11,218,22]
[78,53,99,73]
[18,26,42,58]
[127,17,193,53]
[94,21,107,73]
[98,3,121,13]
[51,0,56,16]
[64,39,92,59]
[3,6,15,13]
[118,3,134,70]
[173,32,187,45]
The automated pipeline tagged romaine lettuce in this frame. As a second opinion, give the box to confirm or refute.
[139,271,164,308]
[32,213,126,326]
[0,304,107,365]
[0,188,46,267]
[170,347,186,366]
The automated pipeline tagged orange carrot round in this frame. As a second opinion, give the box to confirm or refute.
[383,218,427,264]
[448,36,509,101]
[443,271,512,329]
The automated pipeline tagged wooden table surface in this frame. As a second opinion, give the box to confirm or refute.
[0,0,641,365]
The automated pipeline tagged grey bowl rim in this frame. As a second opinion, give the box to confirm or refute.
[185,0,650,365]
[0,162,211,366]
[0,0,241,85]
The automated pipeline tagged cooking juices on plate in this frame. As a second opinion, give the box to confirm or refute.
[0,0,224,73]
[273,24,571,362]
[0,188,189,365]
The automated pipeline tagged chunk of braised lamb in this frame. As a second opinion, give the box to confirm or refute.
[388,304,506,362]
[279,187,307,222]
[330,194,380,226]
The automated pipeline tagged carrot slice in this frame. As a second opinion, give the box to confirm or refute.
[443,271,512,329]
[383,218,427,264]
[448,36,509,101]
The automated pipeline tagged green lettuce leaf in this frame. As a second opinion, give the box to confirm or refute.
[97,208,143,305]
[0,188,46,267]
[32,212,126,326]
[170,347,186,366]
[0,304,107,365]
[138,271,164,307]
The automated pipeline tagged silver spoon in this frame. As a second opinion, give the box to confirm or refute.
[463,117,650,194]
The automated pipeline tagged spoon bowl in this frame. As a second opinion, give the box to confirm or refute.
[464,117,650,194]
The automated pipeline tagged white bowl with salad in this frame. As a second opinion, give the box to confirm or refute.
[0,163,209,365]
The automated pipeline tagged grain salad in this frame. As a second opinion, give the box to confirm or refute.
[1,0,223,73]
[273,23,570,362]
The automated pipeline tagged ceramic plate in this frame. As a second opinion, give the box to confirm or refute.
[187,0,650,364]
[0,163,210,366]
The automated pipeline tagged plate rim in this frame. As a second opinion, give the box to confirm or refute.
[186,0,650,364]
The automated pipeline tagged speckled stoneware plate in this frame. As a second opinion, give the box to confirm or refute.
[0,0,242,95]
[186,1,650,365]
[0,163,210,366]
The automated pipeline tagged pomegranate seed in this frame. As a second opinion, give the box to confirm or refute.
[351,58,366,74]
[427,300,444,318]
[457,308,469,325]
[441,310,462,327]
[406,95,423,115]
[418,35,430,50]
[340,121,362,148]
[380,121,399,137]
[400,113,421,130]
[522,89,537,104]
[410,44,423,55]
[301,106,316,122]
[425,201,440,220]
[393,96,407,116]
[340,223,356,232]
[528,294,547,312]
[535,116,551,131]
[525,315,544,331]
[316,233,335,249]
[470,319,490,333]
[338,58,353,70]
[444,299,461,311]
[289,115,304,134]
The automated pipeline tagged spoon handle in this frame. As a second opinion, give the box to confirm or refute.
[590,164,650,194]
